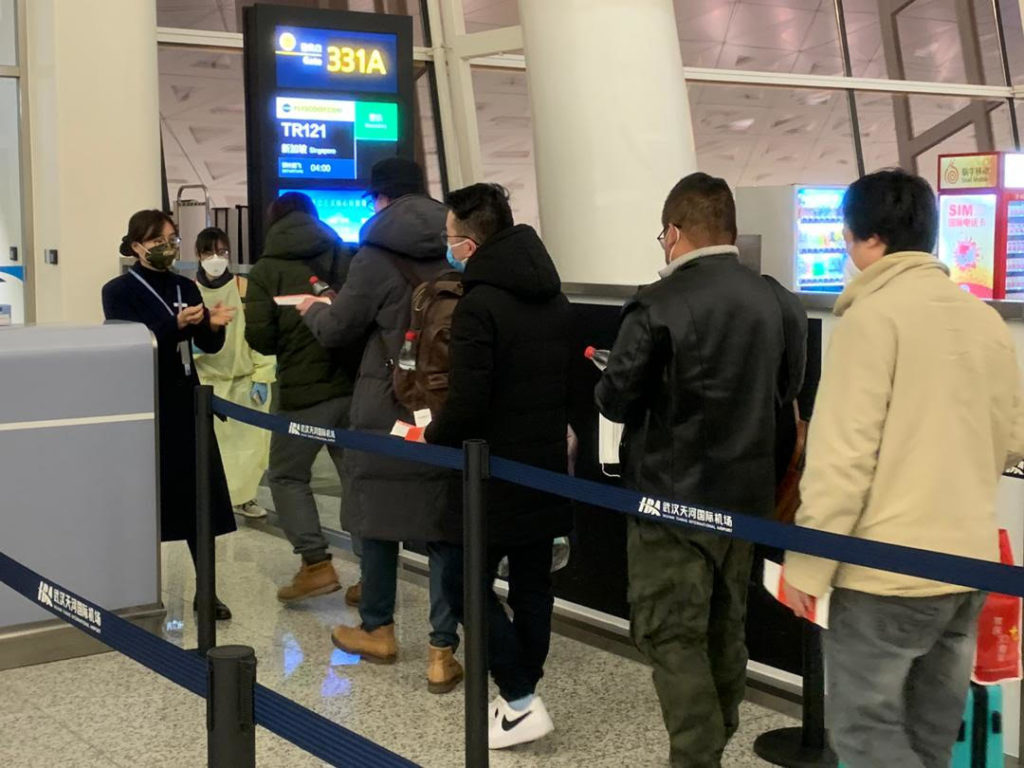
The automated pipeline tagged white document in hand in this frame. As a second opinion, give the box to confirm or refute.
[763,560,831,629]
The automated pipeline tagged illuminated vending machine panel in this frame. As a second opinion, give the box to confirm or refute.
[1004,154,1024,299]
[244,6,414,251]
[794,186,846,293]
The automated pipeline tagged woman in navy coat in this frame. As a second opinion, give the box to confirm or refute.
[102,210,238,620]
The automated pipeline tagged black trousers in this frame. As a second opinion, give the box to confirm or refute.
[430,539,554,701]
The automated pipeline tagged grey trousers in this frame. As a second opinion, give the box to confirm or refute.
[824,587,986,768]
[268,396,350,563]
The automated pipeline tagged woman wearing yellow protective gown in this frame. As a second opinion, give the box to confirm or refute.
[194,227,276,519]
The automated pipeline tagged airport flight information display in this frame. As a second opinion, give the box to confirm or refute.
[244,7,414,250]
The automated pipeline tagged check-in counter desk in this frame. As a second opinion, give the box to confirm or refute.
[556,286,1022,761]
[0,324,164,669]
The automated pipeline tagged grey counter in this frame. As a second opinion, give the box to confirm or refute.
[0,324,164,668]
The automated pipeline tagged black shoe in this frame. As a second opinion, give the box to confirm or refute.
[192,596,232,621]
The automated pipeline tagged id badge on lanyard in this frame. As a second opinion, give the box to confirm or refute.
[130,271,193,376]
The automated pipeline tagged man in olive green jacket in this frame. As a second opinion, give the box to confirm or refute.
[246,192,359,603]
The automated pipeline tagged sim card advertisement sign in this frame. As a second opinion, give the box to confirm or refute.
[938,193,997,298]
[275,26,398,94]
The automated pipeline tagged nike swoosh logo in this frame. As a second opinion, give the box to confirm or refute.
[501,711,532,731]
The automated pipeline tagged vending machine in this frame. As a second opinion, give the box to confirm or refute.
[735,185,847,293]
[937,152,1024,299]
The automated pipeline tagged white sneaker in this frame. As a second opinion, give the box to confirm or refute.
[235,500,268,519]
[488,695,554,750]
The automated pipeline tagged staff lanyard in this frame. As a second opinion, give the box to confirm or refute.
[130,270,193,376]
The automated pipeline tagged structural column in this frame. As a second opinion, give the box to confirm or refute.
[518,0,696,286]
[25,0,161,324]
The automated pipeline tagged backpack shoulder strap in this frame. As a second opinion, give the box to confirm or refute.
[380,249,425,289]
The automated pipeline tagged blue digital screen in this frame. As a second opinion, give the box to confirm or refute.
[279,157,357,180]
[279,188,375,244]
[275,26,398,94]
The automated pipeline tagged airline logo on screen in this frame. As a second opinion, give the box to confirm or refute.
[637,497,734,533]
[275,26,399,94]
[36,581,103,635]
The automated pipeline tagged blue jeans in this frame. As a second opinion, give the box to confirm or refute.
[430,539,554,701]
[359,538,459,650]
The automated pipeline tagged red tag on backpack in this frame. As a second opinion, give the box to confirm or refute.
[973,529,1022,684]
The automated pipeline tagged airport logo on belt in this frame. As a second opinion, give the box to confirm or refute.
[288,422,337,443]
[36,581,103,635]
[637,497,734,533]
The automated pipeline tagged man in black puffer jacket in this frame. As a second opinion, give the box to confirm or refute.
[424,184,572,750]
[300,159,462,692]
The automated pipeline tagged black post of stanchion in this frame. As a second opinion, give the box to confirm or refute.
[463,439,490,768]
[195,384,216,656]
[753,623,837,767]
[207,645,257,768]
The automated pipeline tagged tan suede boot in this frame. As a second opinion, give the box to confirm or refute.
[345,580,362,607]
[276,560,341,604]
[427,645,464,694]
[331,623,398,664]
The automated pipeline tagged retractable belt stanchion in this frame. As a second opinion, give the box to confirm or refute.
[754,623,837,767]
[463,440,490,768]
[195,384,216,656]
[207,645,258,768]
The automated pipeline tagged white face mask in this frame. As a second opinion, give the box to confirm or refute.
[843,254,862,286]
[202,255,230,278]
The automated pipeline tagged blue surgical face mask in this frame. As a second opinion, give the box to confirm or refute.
[446,245,467,273]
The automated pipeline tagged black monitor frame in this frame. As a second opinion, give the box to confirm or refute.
[243,4,415,258]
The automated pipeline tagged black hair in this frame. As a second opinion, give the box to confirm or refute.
[842,169,938,254]
[267,192,318,229]
[662,172,737,246]
[445,183,514,244]
[195,227,230,258]
[120,210,176,257]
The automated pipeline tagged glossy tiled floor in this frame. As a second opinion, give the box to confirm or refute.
[0,522,795,767]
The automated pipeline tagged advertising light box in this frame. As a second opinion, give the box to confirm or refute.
[939,194,998,298]
[244,6,414,252]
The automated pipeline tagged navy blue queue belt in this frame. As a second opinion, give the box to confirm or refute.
[0,551,417,768]
[212,396,1024,599]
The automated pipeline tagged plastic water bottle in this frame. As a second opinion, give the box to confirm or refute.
[584,346,610,371]
[398,331,418,371]
[308,275,336,299]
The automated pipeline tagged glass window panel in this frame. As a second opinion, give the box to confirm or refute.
[843,0,1003,84]
[676,0,845,76]
[854,92,1015,191]
[470,67,540,232]
[156,0,427,46]
[463,0,519,34]
[689,83,858,188]
[0,0,16,67]
[1000,0,1024,85]
[0,78,24,324]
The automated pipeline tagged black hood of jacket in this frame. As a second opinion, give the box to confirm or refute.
[463,225,561,302]
[360,194,447,261]
[261,211,341,261]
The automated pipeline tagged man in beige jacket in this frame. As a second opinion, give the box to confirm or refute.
[782,169,1024,768]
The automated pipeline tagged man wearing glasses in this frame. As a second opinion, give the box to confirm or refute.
[595,173,790,767]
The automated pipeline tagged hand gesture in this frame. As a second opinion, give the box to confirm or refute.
[781,579,816,619]
[209,303,237,329]
[296,296,319,317]
[176,305,205,330]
